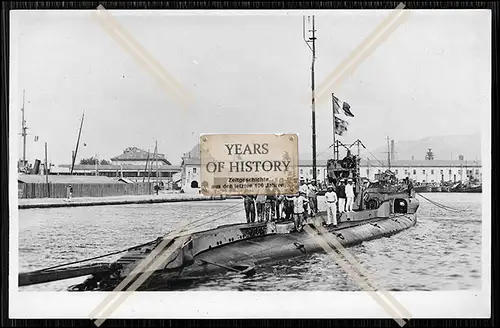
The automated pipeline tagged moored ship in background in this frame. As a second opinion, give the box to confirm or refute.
[413,182,432,193]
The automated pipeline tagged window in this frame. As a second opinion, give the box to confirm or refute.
[404,169,408,175]
[440,170,443,174]
[192,168,197,174]
[395,169,398,174]
[431,169,434,174]
[423,169,426,174]
[458,170,462,174]
[300,169,303,174]
[366,169,370,175]
[317,169,320,174]
[310,169,313,175]
[476,170,479,175]
[413,169,416,175]
[449,169,452,175]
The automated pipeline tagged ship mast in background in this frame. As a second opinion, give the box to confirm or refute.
[70,111,85,175]
[20,90,28,168]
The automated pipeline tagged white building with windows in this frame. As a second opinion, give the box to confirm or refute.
[179,144,482,191]
[361,159,482,183]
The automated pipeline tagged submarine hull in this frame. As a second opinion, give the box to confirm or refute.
[67,197,419,291]
[161,214,417,281]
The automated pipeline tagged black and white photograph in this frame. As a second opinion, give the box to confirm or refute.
[9,6,490,321]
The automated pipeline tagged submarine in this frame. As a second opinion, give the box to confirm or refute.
[18,152,419,291]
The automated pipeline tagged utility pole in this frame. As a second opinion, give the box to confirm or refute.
[143,149,150,183]
[21,90,28,167]
[303,15,317,182]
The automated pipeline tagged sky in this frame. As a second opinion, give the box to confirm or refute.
[10,9,491,166]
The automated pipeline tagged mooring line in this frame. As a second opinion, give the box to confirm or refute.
[415,192,465,212]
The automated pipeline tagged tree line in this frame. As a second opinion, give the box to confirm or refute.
[79,157,111,165]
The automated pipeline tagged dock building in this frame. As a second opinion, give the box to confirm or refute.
[51,147,181,187]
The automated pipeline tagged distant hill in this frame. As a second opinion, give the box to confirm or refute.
[372,133,482,161]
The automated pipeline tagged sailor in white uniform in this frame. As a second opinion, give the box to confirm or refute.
[345,179,355,212]
[324,185,338,226]
[299,179,308,195]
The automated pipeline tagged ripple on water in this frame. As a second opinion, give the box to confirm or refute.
[18,194,483,291]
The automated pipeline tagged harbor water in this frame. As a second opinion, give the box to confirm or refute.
[18,193,482,291]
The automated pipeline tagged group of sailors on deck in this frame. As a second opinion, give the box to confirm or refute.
[243,177,358,232]
[324,178,356,227]
[243,179,318,232]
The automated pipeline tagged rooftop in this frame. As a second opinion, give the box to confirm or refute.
[18,174,125,184]
[111,147,171,165]
[58,164,181,171]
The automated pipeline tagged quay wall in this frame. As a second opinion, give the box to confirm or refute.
[17,195,238,209]
[19,182,154,199]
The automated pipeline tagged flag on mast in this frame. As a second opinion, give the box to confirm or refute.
[332,95,341,114]
[334,117,349,136]
[342,102,355,117]
[332,95,355,117]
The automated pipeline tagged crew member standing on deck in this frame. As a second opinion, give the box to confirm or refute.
[276,194,285,221]
[324,185,338,226]
[345,179,355,212]
[265,195,277,222]
[337,180,346,213]
[308,180,318,215]
[255,194,267,222]
[299,179,308,195]
[244,195,256,223]
[284,194,294,221]
[407,178,414,197]
[293,191,308,232]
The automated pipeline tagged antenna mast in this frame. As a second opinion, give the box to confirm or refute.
[21,90,28,167]
[332,93,337,160]
[303,15,317,182]
[155,140,159,185]
[387,136,391,170]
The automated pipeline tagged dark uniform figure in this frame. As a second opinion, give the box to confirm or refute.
[284,195,295,221]
[244,195,256,223]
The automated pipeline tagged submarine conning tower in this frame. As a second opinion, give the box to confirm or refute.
[326,149,362,193]
[325,150,418,215]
